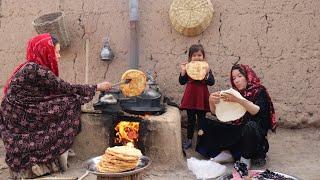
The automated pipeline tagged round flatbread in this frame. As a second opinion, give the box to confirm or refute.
[105,151,139,161]
[120,69,147,97]
[215,88,246,122]
[107,145,142,158]
[186,61,209,80]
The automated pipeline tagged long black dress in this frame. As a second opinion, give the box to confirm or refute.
[196,89,271,160]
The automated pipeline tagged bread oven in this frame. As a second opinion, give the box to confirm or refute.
[90,94,159,180]
[94,79,165,154]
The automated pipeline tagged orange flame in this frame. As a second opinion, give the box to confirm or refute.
[115,121,140,145]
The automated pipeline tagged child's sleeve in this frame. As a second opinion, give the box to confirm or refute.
[205,69,215,86]
[179,73,188,85]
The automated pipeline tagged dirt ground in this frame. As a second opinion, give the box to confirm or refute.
[0,128,319,180]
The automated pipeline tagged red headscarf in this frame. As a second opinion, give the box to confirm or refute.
[230,64,277,131]
[2,33,59,96]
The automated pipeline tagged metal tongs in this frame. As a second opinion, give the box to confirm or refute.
[111,79,132,87]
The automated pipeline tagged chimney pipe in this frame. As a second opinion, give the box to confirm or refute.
[129,0,139,69]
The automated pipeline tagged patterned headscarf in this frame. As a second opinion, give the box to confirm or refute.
[230,64,277,131]
[3,33,59,96]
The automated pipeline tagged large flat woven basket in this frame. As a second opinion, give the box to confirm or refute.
[33,12,70,49]
[169,0,214,37]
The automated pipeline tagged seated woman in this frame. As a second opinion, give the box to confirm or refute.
[196,64,276,169]
[0,34,112,179]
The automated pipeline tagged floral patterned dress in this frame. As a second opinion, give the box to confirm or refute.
[0,62,96,176]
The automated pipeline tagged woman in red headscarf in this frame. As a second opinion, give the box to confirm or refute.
[196,64,276,169]
[0,34,112,178]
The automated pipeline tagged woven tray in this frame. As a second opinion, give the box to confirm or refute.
[169,0,214,37]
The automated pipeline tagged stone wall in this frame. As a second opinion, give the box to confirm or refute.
[0,0,319,128]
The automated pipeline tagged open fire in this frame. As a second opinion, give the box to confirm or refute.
[115,121,140,145]
[102,114,148,154]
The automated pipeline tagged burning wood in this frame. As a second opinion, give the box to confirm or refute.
[115,121,140,145]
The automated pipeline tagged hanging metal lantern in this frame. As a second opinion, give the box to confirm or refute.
[100,37,114,61]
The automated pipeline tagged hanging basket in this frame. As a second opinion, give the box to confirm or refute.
[32,12,70,49]
[169,0,214,37]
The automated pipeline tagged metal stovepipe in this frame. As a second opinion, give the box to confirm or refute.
[129,0,139,69]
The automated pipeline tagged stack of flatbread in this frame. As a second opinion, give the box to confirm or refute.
[96,145,142,173]
[120,70,147,97]
[186,61,209,80]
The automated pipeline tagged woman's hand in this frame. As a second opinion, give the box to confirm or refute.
[220,92,240,103]
[221,92,261,115]
[180,62,187,75]
[97,81,112,91]
[209,91,220,113]
[209,92,221,104]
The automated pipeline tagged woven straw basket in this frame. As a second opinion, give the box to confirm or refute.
[32,12,70,49]
[169,0,214,37]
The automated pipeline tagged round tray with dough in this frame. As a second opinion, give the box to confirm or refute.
[215,88,246,122]
[120,70,146,97]
[186,61,209,80]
